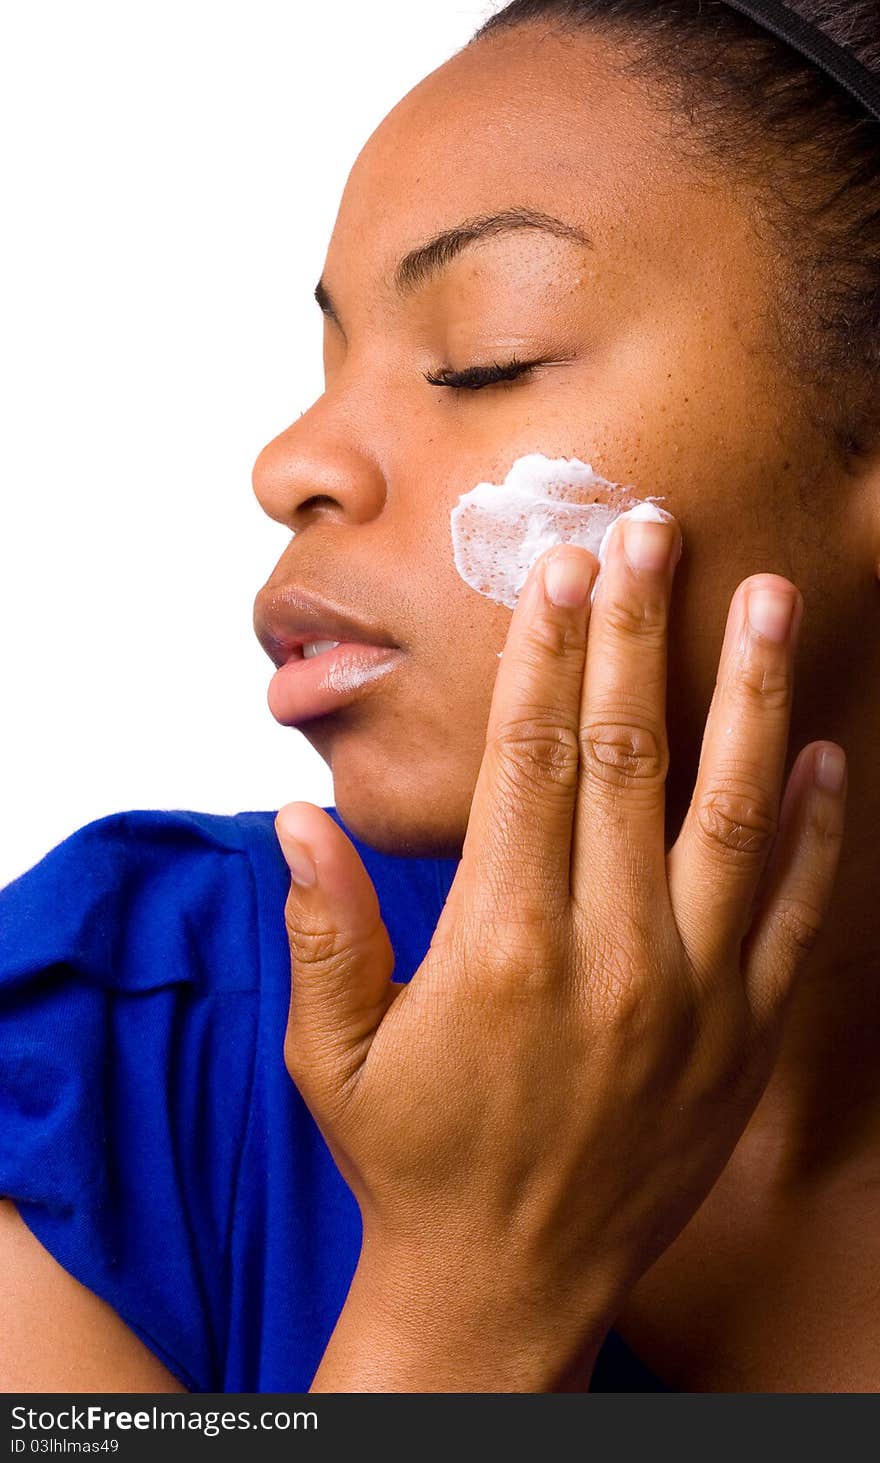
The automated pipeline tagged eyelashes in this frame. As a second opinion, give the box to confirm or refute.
[422,355,543,392]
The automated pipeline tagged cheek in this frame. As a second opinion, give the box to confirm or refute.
[449,451,672,613]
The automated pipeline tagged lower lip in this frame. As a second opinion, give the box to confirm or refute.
[267,642,405,725]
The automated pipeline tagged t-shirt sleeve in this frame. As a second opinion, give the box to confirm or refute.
[0,810,261,1392]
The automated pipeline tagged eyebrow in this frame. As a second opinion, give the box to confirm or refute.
[313,207,592,327]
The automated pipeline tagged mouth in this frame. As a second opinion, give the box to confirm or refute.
[254,585,406,726]
[267,641,406,725]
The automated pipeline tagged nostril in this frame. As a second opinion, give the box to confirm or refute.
[300,495,341,515]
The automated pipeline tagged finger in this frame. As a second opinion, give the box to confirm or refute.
[740,741,846,1027]
[436,543,599,949]
[667,573,804,980]
[275,802,397,1102]
[571,507,682,911]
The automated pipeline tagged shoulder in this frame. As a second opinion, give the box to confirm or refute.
[0,806,291,1391]
[0,806,286,996]
[0,797,458,1001]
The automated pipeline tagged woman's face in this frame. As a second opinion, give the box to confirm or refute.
[252,26,876,859]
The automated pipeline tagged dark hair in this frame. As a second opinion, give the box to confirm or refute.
[472,1,880,462]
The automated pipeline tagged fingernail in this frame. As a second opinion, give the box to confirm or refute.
[622,518,677,573]
[276,817,318,887]
[544,547,596,608]
[815,744,846,794]
[748,587,797,643]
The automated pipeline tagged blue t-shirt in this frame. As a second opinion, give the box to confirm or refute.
[0,807,667,1392]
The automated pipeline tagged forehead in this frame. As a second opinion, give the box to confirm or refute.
[324,28,734,294]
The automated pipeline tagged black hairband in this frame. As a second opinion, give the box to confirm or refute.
[719,0,880,121]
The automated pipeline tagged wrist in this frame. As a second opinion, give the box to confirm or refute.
[310,1232,620,1393]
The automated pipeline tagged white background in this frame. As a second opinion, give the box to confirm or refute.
[1,1,497,887]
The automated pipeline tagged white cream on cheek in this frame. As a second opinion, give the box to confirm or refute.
[450,453,673,627]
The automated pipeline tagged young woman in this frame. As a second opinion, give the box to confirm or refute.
[2,0,878,1392]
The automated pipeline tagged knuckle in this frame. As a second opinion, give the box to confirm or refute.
[809,793,845,847]
[474,910,565,993]
[594,958,644,1029]
[283,999,344,1098]
[520,611,587,662]
[601,588,668,643]
[774,895,824,958]
[285,909,348,971]
[580,714,668,791]
[282,1025,311,1085]
[695,783,777,858]
[729,652,791,714]
[575,920,650,1026]
[492,715,581,795]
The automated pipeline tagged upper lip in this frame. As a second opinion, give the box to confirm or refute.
[253,585,401,669]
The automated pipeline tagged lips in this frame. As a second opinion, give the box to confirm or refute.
[253,585,401,670]
[253,584,406,724]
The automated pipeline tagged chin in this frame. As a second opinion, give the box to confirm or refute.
[323,745,467,860]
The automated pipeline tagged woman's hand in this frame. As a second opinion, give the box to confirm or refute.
[275,511,846,1392]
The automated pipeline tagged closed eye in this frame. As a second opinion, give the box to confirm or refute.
[423,356,544,391]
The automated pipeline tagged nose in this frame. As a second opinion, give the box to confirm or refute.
[251,394,388,530]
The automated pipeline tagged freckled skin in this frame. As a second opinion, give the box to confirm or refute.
[252,28,880,1356]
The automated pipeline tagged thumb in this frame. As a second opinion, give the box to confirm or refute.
[275,801,397,1100]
